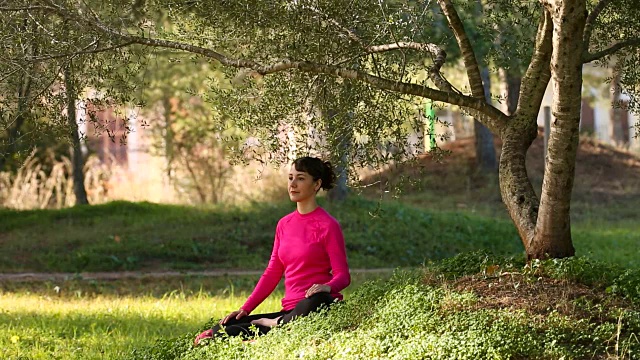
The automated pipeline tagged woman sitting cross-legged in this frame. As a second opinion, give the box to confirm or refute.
[194,156,351,345]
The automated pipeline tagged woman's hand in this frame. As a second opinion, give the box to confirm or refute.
[220,309,248,324]
[305,284,331,298]
[250,317,280,328]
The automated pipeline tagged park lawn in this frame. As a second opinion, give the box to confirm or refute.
[0,273,389,360]
[0,197,638,358]
[0,277,283,360]
[0,196,638,274]
[0,291,229,360]
[0,197,525,273]
[2,258,639,360]
[137,256,640,359]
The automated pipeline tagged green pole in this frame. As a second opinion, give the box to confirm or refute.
[425,100,436,151]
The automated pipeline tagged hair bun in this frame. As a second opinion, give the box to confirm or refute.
[292,156,337,191]
[321,161,337,191]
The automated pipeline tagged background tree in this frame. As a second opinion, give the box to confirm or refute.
[2,0,640,259]
[64,61,89,205]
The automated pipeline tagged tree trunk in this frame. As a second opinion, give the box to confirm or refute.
[499,68,521,116]
[529,0,586,259]
[474,67,497,172]
[65,62,89,206]
[163,96,175,179]
[499,118,539,245]
[499,8,554,259]
[325,109,350,203]
[610,66,625,146]
[0,72,33,171]
[0,18,35,171]
[327,154,349,202]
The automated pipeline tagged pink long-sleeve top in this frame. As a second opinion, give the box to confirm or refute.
[241,207,351,313]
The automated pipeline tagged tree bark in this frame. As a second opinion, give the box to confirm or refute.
[0,69,33,171]
[499,117,539,245]
[499,68,521,116]
[499,8,552,256]
[327,154,349,202]
[529,0,586,259]
[64,62,89,205]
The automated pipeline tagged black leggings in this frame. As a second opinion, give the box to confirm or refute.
[211,293,335,338]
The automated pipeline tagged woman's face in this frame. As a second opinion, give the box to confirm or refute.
[288,165,321,203]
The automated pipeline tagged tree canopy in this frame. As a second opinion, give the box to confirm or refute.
[2,0,640,259]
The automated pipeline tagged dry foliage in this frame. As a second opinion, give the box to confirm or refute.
[0,150,124,209]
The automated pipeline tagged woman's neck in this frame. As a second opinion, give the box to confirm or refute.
[297,198,319,215]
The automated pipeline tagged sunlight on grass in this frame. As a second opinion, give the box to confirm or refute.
[574,221,640,268]
[0,291,282,360]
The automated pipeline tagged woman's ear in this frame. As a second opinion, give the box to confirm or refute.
[315,179,322,192]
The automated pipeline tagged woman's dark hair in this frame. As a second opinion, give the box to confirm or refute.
[293,157,336,191]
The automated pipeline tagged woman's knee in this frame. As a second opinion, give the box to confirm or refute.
[284,293,335,322]
[301,293,335,310]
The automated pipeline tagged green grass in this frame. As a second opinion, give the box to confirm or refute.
[0,292,219,360]
[0,272,389,360]
[0,197,526,273]
[3,257,639,360]
[133,255,640,360]
[1,196,639,273]
[1,196,639,358]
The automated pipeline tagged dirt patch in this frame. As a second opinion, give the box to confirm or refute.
[447,273,632,323]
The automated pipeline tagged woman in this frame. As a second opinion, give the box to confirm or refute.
[194,156,351,345]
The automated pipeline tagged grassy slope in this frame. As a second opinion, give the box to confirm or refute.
[136,255,640,360]
[1,196,639,273]
[0,198,527,273]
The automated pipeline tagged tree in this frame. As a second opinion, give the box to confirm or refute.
[0,10,64,170]
[64,61,89,205]
[2,0,640,259]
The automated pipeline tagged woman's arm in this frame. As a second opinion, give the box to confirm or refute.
[241,225,285,313]
[323,221,351,293]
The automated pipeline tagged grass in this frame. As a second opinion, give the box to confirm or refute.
[1,190,639,358]
[1,195,639,273]
[0,197,527,273]
[1,292,220,360]
[0,272,389,360]
[133,255,640,360]
[4,257,639,360]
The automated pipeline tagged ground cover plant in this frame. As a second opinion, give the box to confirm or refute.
[133,254,640,360]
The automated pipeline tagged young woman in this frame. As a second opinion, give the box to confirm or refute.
[194,156,351,345]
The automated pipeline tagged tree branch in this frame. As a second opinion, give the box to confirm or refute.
[366,42,442,55]
[436,0,486,99]
[0,6,54,11]
[45,0,508,132]
[517,9,553,117]
[583,38,640,63]
[583,0,613,50]
[303,5,363,45]
[24,41,135,62]
[367,42,460,95]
